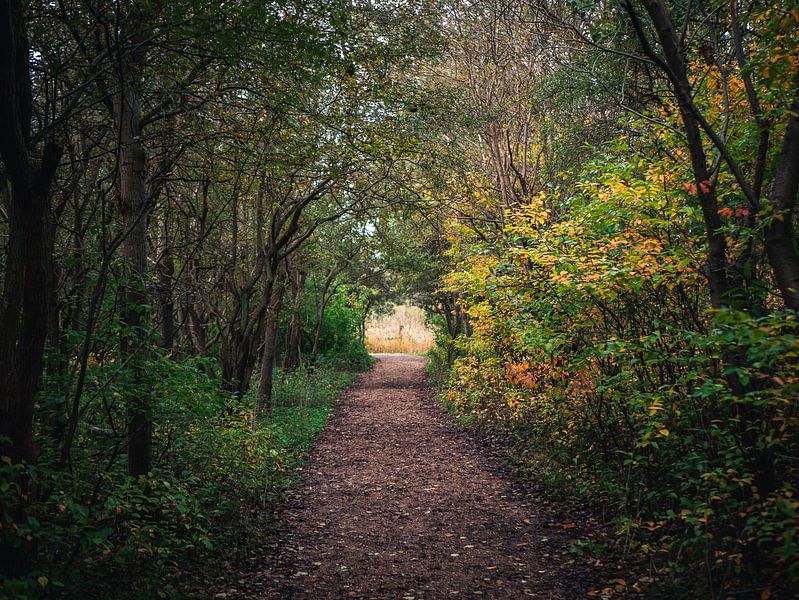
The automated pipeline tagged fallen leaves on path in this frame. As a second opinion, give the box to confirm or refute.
[230,355,599,598]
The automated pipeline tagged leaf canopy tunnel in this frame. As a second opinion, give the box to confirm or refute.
[1,0,798,597]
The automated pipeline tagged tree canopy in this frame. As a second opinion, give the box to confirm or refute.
[2,0,799,597]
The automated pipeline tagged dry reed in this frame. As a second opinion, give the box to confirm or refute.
[365,305,434,354]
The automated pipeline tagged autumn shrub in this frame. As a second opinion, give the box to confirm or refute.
[439,152,799,594]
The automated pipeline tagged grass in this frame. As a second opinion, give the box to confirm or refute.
[263,366,357,484]
[186,364,358,598]
[366,305,434,354]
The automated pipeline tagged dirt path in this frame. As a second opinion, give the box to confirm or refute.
[246,354,589,599]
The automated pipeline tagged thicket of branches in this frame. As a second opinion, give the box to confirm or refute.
[422,0,799,596]
[0,0,437,595]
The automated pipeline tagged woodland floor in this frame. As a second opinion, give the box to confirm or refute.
[231,354,596,599]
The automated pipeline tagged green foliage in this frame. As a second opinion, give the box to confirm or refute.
[270,366,357,411]
[438,146,799,594]
[425,314,458,387]
[1,356,356,599]
[312,294,373,371]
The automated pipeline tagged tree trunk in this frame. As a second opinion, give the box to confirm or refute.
[188,299,208,356]
[113,31,152,478]
[258,270,285,412]
[633,0,778,496]
[283,266,306,372]
[636,0,731,308]
[185,258,210,359]
[763,87,799,311]
[0,0,62,576]
[156,218,176,350]
[310,270,337,365]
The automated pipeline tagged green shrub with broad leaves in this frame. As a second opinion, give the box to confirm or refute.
[1,350,359,599]
[311,294,373,371]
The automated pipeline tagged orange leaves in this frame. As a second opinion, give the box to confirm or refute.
[504,357,579,392]
[505,362,536,389]
[683,179,713,196]
[551,270,572,286]
[719,206,751,219]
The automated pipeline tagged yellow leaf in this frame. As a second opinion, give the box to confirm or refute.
[761,589,771,600]
[37,576,48,587]
[659,428,670,437]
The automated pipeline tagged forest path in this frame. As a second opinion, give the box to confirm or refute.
[246,354,588,599]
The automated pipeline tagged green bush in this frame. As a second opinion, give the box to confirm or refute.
[312,295,372,371]
[1,354,357,599]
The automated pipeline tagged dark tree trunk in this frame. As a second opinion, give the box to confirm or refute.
[188,299,208,356]
[763,86,799,311]
[310,269,337,365]
[220,323,255,396]
[634,0,730,308]
[113,31,152,478]
[258,269,285,412]
[635,0,799,313]
[283,265,306,372]
[185,258,211,361]
[157,218,176,350]
[0,0,62,576]
[631,0,780,496]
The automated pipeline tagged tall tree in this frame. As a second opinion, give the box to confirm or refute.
[0,0,63,575]
[111,9,152,477]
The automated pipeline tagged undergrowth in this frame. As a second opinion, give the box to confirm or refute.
[1,363,358,600]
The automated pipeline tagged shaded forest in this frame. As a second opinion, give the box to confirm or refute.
[1,0,798,597]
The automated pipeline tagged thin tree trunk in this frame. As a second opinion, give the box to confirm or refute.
[113,31,152,478]
[156,217,176,349]
[258,269,284,412]
[284,265,306,372]
[310,269,337,364]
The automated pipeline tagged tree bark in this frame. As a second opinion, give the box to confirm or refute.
[113,30,152,478]
[283,264,306,372]
[763,81,799,311]
[257,268,284,412]
[634,0,731,308]
[310,270,337,365]
[631,0,781,496]
[0,0,62,576]
[156,217,176,349]
[634,0,799,312]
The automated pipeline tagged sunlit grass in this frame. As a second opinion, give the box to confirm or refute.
[365,304,434,354]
